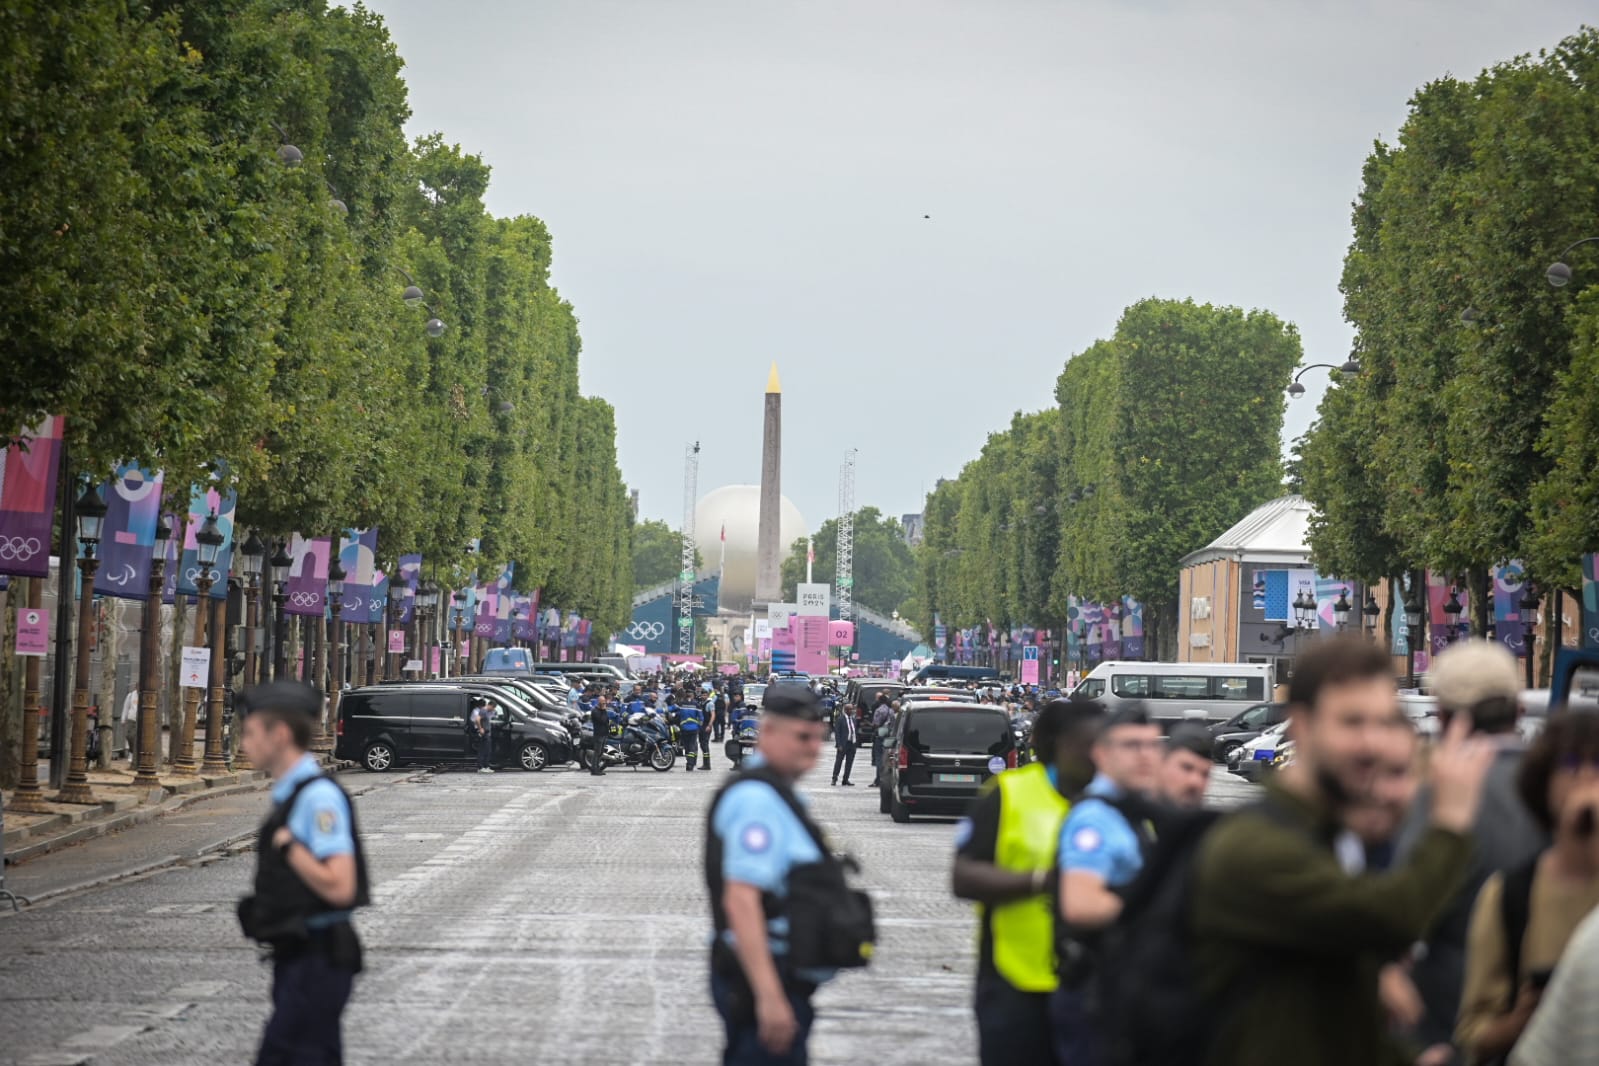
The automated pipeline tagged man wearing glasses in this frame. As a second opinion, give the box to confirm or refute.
[1052,703,1164,1065]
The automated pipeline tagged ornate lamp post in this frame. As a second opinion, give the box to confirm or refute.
[270,541,292,680]
[132,516,172,790]
[239,532,265,685]
[196,513,230,776]
[56,485,108,804]
[1333,588,1352,631]
[1362,590,1381,641]
[1286,357,1363,398]
[317,558,345,751]
[1442,588,1464,647]
[451,591,466,678]
[1520,582,1541,690]
[1404,588,1424,686]
[418,582,439,673]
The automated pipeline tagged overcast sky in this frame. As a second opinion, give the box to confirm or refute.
[367,0,1591,531]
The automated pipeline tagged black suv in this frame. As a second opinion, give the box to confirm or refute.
[335,684,575,772]
[879,698,1015,823]
[846,680,906,744]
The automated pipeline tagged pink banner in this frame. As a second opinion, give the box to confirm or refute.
[286,534,332,616]
[15,607,49,656]
[796,615,831,674]
[387,628,405,654]
[429,646,441,675]
[827,620,855,647]
[0,416,63,578]
[1020,645,1040,685]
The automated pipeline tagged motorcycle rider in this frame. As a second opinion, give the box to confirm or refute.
[588,691,610,776]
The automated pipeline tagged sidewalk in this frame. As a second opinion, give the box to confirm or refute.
[2,740,339,866]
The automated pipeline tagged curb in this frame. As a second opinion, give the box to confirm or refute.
[6,766,425,908]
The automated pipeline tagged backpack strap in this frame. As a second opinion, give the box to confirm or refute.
[1499,857,1538,1005]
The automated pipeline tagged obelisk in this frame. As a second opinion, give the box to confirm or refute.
[755,363,782,605]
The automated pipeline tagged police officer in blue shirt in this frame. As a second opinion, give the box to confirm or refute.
[1052,703,1162,1066]
[236,681,369,1066]
[706,687,834,1064]
[680,695,709,771]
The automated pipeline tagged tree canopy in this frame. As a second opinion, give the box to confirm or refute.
[781,508,918,617]
[631,519,702,591]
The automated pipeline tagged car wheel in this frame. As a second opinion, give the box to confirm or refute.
[878,784,891,814]
[363,741,395,773]
[519,741,549,772]
[1216,740,1243,763]
[890,790,910,824]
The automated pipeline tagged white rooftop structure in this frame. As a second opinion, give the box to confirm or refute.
[1179,494,1313,569]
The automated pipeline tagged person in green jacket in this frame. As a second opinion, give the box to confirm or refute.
[1190,635,1496,1066]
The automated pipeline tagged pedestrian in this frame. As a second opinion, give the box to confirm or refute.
[953,698,1105,1066]
[589,692,610,776]
[1392,639,1545,1064]
[869,694,893,787]
[679,693,706,770]
[1456,710,1599,1064]
[1156,724,1213,809]
[831,705,857,786]
[121,687,140,765]
[713,686,729,743]
[1509,904,1599,1066]
[706,686,866,1065]
[1052,703,1163,1065]
[470,695,495,774]
[1188,635,1493,1066]
[235,681,369,1066]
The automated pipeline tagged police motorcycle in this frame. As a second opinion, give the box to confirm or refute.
[579,710,676,771]
[724,708,759,769]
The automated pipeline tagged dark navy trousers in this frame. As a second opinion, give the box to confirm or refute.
[257,949,355,1065]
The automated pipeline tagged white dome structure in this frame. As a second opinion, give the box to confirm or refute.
[695,485,806,612]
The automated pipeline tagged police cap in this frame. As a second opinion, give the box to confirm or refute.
[237,680,322,719]
[761,686,825,722]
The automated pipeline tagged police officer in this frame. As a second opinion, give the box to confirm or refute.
[589,691,610,775]
[706,687,835,1064]
[1052,703,1162,1065]
[235,681,369,1066]
[711,685,728,743]
[679,693,706,770]
[953,699,1105,1066]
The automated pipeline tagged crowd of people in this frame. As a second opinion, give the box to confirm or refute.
[952,635,1599,1066]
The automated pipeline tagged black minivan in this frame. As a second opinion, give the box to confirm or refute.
[879,698,1015,823]
[335,684,575,772]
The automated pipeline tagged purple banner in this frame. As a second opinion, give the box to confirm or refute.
[396,553,421,623]
[95,464,164,600]
[161,515,182,605]
[175,476,237,600]
[1493,562,1528,657]
[1120,595,1146,659]
[1585,555,1599,652]
[337,529,380,622]
[0,416,63,578]
[285,534,331,616]
[473,581,495,638]
[511,592,535,642]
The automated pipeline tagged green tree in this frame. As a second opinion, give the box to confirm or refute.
[633,520,700,590]
[782,508,918,617]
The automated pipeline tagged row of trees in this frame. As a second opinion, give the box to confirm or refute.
[918,298,1302,659]
[1301,26,1599,623]
[0,0,633,634]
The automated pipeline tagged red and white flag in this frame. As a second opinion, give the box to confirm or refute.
[720,523,726,542]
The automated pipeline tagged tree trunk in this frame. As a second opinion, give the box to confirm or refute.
[1469,568,1491,637]
[166,595,186,763]
[0,579,20,788]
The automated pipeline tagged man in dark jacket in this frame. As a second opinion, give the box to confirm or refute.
[589,692,610,776]
[831,706,858,786]
[1190,636,1494,1066]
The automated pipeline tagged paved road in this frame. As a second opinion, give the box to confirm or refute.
[0,753,1259,1066]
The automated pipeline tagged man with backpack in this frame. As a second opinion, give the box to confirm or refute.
[1050,703,1163,1065]
[1179,636,1494,1066]
[952,698,1105,1066]
[704,686,873,1065]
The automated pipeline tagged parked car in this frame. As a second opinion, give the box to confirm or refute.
[335,684,575,773]
[879,699,1016,824]
[1207,701,1287,762]
[908,664,1001,686]
[1070,660,1274,729]
[1233,720,1290,783]
[844,679,906,743]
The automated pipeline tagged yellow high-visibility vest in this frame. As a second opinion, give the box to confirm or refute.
[987,761,1069,992]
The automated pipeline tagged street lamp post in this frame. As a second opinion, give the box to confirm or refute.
[1442,588,1464,647]
[1545,237,1599,288]
[239,532,264,686]
[270,542,292,680]
[1404,589,1424,686]
[452,592,466,678]
[132,516,172,790]
[55,485,108,805]
[318,559,345,752]
[1520,583,1541,690]
[419,582,439,673]
[1286,357,1363,398]
[1333,588,1352,631]
[196,513,229,776]
[1362,590,1382,642]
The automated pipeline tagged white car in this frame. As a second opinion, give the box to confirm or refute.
[1234,720,1290,782]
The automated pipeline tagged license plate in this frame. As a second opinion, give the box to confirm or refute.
[936,773,978,783]
[1253,750,1274,761]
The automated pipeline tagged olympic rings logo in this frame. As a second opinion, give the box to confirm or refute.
[288,592,321,607]
[0,536,43,561]
[627,621,665,641]
[184,566,222,584]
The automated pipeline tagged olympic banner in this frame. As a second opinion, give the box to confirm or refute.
[795,614,830,673]
[492,563,515,643]
[1584,554,1599,651]
[1120,596,1146,659]
[511,592,536,642]
[0,416,63,579]
[284,534,331,616]
[174,476,237,600]
[1492,561,1528,657]
[1426,572,1470,656]
[160,514,182,605]
[1315,578,1348,633]
[337,529,379,622]
[396,554,422,623]
[95,464,164,600]
[473,580,496,639]
[770,623,797,673]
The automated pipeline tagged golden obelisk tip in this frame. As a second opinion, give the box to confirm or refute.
[766,363,781,395]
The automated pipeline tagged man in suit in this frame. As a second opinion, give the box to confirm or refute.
[831,705,858,787]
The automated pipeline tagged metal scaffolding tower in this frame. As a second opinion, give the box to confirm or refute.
[835,449,856,623]
[678,442,700,656]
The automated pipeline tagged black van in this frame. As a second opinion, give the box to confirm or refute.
[878,698,1015,823]
[845,679,906,744]
[335,684,575,772]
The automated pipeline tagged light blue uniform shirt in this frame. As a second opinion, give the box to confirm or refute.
[273,753,356,927]
[1057,773,1144,888]
[711,756,833,982]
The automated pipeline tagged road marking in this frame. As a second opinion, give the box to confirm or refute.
[167,980,228,999]
[62,1024,148,1048]
[147,903,214,914]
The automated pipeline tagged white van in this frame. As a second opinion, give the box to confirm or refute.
[1070,661,1275,728]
